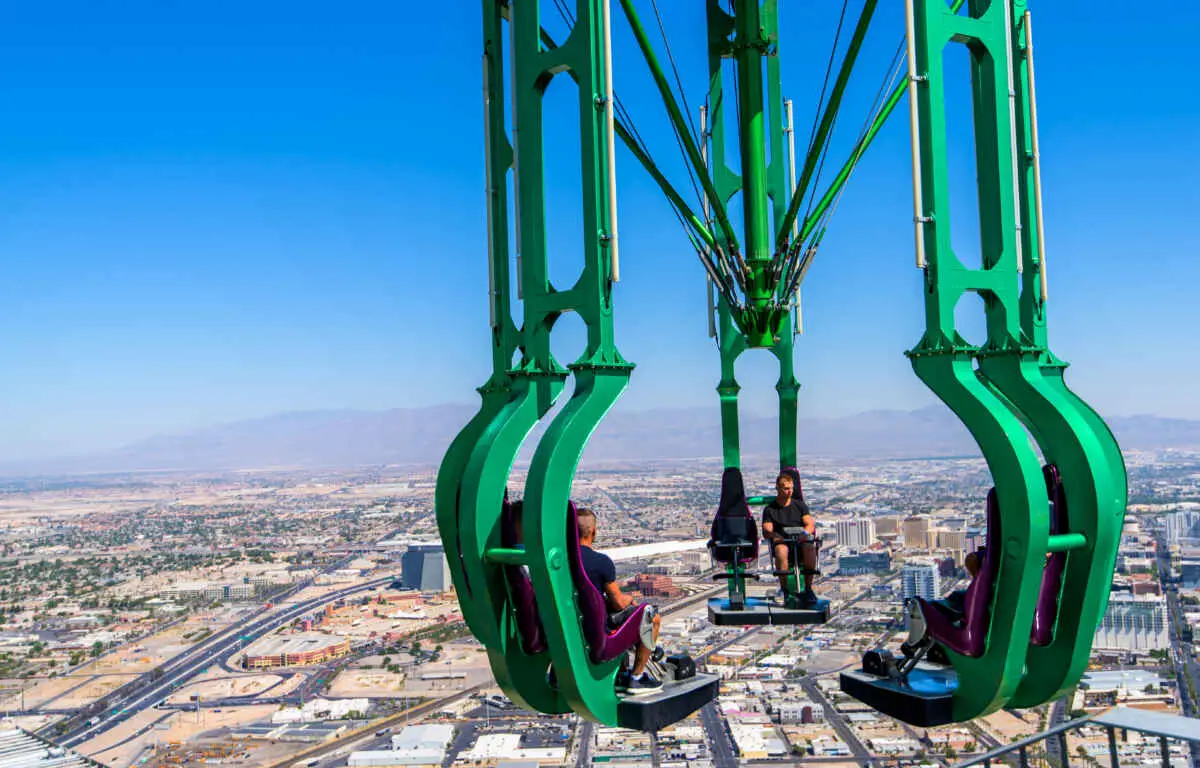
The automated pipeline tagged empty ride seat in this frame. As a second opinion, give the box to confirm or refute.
[566,501,647,664]
[709,467,759,565]
[918,488,1000,657]
[500,498,547,655]
[1031,464,1069,646]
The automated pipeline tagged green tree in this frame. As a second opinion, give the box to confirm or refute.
[90,641,103,658]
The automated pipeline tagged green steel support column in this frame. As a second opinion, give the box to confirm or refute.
[707,0,799,470]
[761,0,787,235]
[997,0,1127,707]
[906,0,1048,721]
[512,0,637,728]
[760,0,799,467]
[733,0,770,298]
[438,0,639,727]
[436,0,569,718]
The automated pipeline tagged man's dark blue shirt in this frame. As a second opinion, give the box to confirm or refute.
[580,545,616,595]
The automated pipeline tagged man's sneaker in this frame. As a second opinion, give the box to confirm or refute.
[625,673,663,696]
[615,669,633,691]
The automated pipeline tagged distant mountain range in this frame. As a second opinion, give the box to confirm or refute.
[3,404,1199,477]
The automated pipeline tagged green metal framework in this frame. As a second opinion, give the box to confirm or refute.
[436,0,1128,729]
[904,0,1126,719]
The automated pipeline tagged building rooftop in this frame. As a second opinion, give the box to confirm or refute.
[0,727,100,768]
[250,633,347,656]
[1079,670,1165,692]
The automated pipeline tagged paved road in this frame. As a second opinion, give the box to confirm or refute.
[1154,531,1200,768]
[799,677,877,767]
[698,700,737,768]
[573,720,594,768]
[54,575,395,747]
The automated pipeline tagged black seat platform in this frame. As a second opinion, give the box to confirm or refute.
[707,594,830,625]
[617,673,720,732]
[839,665,956,727]
[707,466,830,626]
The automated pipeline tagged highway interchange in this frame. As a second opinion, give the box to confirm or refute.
[44,572,396,748]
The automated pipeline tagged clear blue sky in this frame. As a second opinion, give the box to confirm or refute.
[0,2,1196,461]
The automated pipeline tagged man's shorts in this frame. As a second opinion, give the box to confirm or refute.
[606,604,658,649]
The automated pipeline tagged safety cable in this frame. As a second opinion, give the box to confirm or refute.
[647,0,714,239]
[555,0,751,307]
[779,36,907,301]
[802,0,851,171]
[651,0,698,143]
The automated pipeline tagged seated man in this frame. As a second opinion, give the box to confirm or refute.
[577,507,663,694]
[761,472,819,605]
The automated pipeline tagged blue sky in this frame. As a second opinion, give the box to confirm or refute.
[0,2,1196,460]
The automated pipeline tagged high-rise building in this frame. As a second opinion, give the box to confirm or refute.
[1093,593,1168,652]
[937,530,967,551]
[1166,510,1200,544]
[902,516,931,550]
[876,517,901,536]
[836,518,877,549]
[400,543,451,592]
[682,550,709,573]
[900,560,941,601]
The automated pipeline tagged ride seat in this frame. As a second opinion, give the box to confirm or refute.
[709,467,759,565]
[566,501,647,664]
[1031,464,1069,646]
[500,496,548,655]
[778,466,820,570]
[917,488,1000,657]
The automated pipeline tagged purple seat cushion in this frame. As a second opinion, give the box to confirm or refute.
[710,467,759,565]
[566,501,646,664]
[1031,464,1069,646]
[500,497,547,655]
[918,488,1000,658]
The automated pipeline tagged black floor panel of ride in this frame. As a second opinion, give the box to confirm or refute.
[707,597,831,626]
[617,673,720,732]
[839,667,956,727]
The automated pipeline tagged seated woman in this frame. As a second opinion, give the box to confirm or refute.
[761,471,819,606]
[941,549,982,619]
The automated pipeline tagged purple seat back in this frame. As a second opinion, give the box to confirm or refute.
[500,498,547,655]
[566,502,646,663]
[919,488,1000,657]
[1031,464,1069,646]
[710,468,759,565]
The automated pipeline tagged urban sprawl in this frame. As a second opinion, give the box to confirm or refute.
[0,451,1194,767]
